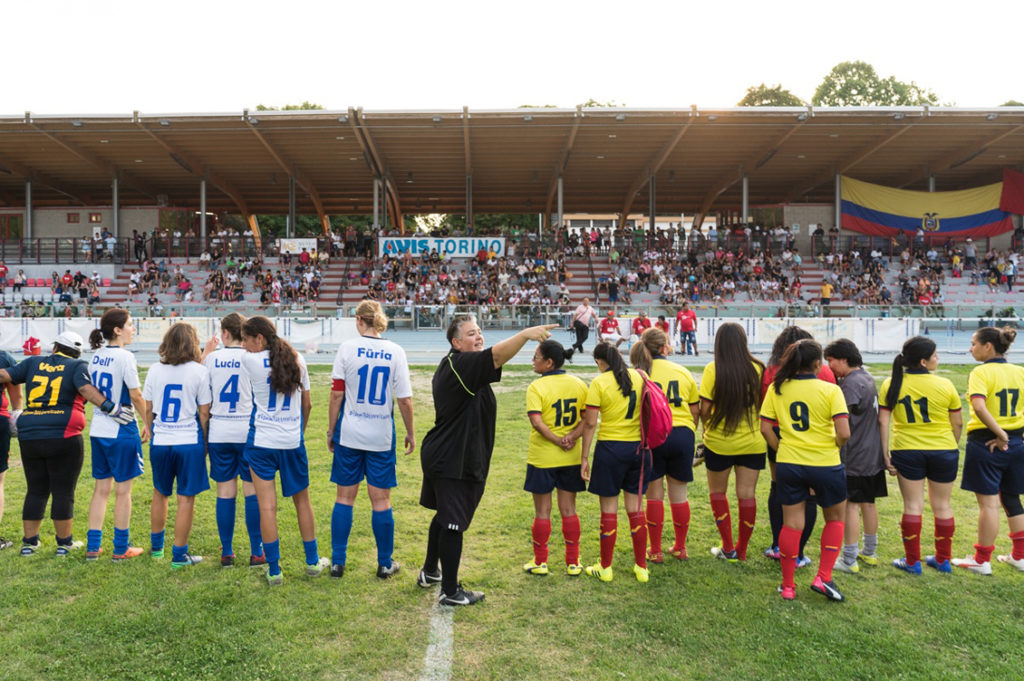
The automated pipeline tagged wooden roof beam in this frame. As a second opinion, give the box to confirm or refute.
[348,107,405,233]
[544,105,583,218]
[0,152,92,204]
[618,107,696,224]
[895,125,1024,188]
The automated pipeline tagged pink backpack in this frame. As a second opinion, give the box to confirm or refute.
[637,370,673,449]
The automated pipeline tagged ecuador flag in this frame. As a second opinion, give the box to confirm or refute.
[841,175,1013,238]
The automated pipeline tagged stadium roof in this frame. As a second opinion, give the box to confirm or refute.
[1,106,1022,225]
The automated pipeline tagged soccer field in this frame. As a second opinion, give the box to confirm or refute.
[0,363,1022,681]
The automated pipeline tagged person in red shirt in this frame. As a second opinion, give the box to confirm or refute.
[598,310,625,349]
[61,270,74,289]
[629,312,652,345]
[676,302,698,355]
[655,315,670,335]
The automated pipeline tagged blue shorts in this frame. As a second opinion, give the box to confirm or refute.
[208,441,252,483]
[524,463,586,494]
[245,443,310,497]
[776,462,847,507]
[892,449,959,483]
[588,440,652,497]
[331,443,397,489]
[91,433,144,483]
[961,437,1024,496]
[704,447,766,472]
[650,426,695,483]
[150,443,210,497]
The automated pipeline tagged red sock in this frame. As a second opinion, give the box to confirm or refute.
[562,515,581,565]
[818,520,844,582]
[973,543,994,564]
[646,500,664,555]
[1011,530,1024,561]
[629,511,648,569]
[934,517,955,563]
[901,514,923,566]
[709,493,734,552]
[779,525,801,589]
[600,513,617,568]
[531,518,551,564]
[736,498,757,561]
[670,501,691,552]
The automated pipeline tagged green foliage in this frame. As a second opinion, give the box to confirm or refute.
[1001,100,1024,107]
[518,104,558,108]
[738,83,805,107]
[255,102,324,111]
[437,213,535,234]
[581,98,626,107]
[812,61,939,106]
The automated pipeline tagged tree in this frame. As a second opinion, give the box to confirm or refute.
[1001,100,1024,107]
[812,61,939,106]
[255,102,324,111]
[581,98,626,107]
[737,83,805,107]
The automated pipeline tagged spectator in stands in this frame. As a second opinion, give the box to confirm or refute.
[598,310,625,349]
[13,270,25,293]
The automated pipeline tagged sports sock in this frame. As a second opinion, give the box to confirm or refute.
[331,502,354,566]
[1010,530,1024,561]
[562,514,581,565]
[767,481,782,548]
[973,543,994,564]
[439,528,463,596]
[779,525,800,589]
[151,530,165,552]
[372,508,395,568]
[645,500,664,555]
[113,527,130,556]
[55,535,73,547]
[818,521,844,582]
[862,532,878,556]
[709,493,734,552]
[670,501,691,552]
[302,538,319,566]
[628,511,648,569]
[934,517,955,563]
[900,514,923,566]
[87,529,102,553]
[171,544,188,563]
[736,497,757,560]
[599,512,617,568]
[531,517,551,564]
[265,538,281,576]
[799,501,818,559]
[216,497,236,556]
[244,494,263,556]
[423,515,442,574]
[842,543,858,566]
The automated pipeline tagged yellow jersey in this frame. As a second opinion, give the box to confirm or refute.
[879,370,961,450]
[966,359,1024,433]
[649,357,699,431]
[526,370,589,468]
[760,375,849,466]
[586,368,643,442]
[699,360,765,455]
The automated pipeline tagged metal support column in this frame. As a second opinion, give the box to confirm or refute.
[556,176,563,232]
[466,175,473,234]
[741,174,749,225]
[199,179,207,240]
[112,176,120,238]
[25,180,32,238]
[372,178,380,231]
[288,176,296,237]
[648,173,657,238]
[928,175,936,192]
[834,173,842,230]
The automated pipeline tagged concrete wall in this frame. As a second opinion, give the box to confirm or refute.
[0,206,161,239]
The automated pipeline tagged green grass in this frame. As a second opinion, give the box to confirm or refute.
[0,363,1022,681]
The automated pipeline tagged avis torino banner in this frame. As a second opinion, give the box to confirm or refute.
[378,236,506,259]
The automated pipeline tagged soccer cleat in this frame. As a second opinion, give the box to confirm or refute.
[522,560,549,576]
[377,561,401,579]
[566,562,584,576]
[710,546,739,563]
[112,547,144,562]
[438,584,485,606]
[763,546,781,560]
[584,562,614,582]
[857,552,879,566]
[951,556,992,575]
[85,549,104,562]
[306,556,330,577]
[646,550,664,564]
[777,584,796,601]
[892,557,922,575]
[810,575,845,602]
[925,555,953,573]
[219,554,235,568]
[55,540,84,557]
[833,558,860,574]
[668,547,688,561]
[248,553,267,567]
[170,553,203,570]
[20,542,39,557]
[795,556,812,569]
[417,568,442,588]
[151,549,165,559]
[633,564,650,583]
[266,571,284,586]
[997,554,1024,572]
[0,537,13,551]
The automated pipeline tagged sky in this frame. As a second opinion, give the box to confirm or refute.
[3,1,1022,116]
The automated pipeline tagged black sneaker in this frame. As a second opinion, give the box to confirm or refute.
[417,568,442,588]
[438,584,484,606]
[220,554,235,568]
[330,563,345,579]
[376,561,401,579]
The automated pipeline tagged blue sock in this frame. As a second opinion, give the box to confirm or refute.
[371,508,395,568]
[303,538,319,566]
[113,527,129,556]
[172,544,188,563]
[244,494,263,556]
[216,497,236,557]
[331,502,354,566]
[151,530,165,552]
[265,539,281,576]
[87,529,102,553]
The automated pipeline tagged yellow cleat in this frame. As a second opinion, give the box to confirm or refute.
[522,560,549,576]
[633,564,650,583]
[566,562,584,576]
[584,562,613,582]
[857,553,879,567]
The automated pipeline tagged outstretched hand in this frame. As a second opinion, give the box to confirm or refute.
[524,324,559,343]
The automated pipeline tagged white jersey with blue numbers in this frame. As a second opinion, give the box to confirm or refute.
[332,335,412,451]
[142,361,212,446]
[203,347,252,444]
[243,350,310,450]
[88,346,142,439]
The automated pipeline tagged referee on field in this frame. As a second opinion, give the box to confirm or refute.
[418,315,555,606]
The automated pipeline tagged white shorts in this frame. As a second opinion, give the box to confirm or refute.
[601,332,623,343]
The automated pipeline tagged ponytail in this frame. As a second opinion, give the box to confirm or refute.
[89,329,105,350]
[594,341,632,397]
[975,325,1017,355]
[355,300,388,334]
[885,336,937,409]
[243,316,302,394]
[773,339,822,394]
[629,327,668,375]
[90,307,131,349]
[884,354,905,411]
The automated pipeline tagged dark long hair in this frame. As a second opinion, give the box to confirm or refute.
[594,341,632,397]
[706,323,764,433]
[884,336,935,409]
[773,339,822,394]
[89,308,130,349]
[629,327,669,375]
[768,325,813,367]
[536,339,568,370]
[243,316,302,394]
[975,326,1017,355]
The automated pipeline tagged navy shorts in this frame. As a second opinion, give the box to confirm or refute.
[208,441,252,483]
[704,446,766,472]
[91,434,144,483]
[892,449,959,484]
[588,440,651,497]
[776,462,847,507]
[420,477,486,533]
[961,437,1024,496]
[244,443,310,498]
[524,463,586,494]
[0,416,9,474]
[846,470,888,504]
[650,427,695,483]
[331,443,397,489]
[150,443,210,497]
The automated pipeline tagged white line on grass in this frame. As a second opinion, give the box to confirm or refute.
[420,592,454,681]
